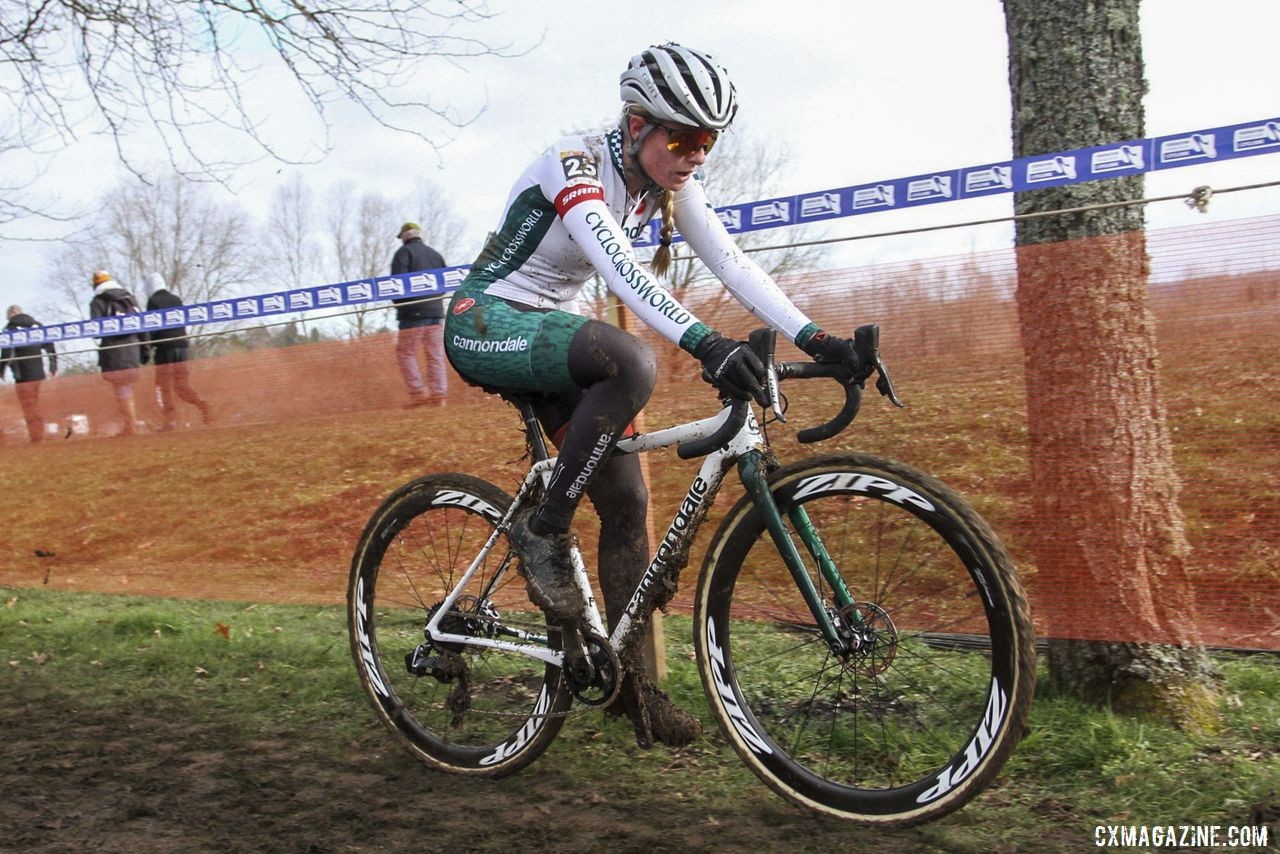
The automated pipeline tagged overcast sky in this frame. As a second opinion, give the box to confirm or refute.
[3,0,1278,318]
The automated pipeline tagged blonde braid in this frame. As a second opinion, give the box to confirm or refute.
[649,190,676,278]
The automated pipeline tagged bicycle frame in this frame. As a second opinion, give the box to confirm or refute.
[352,323,1036,825]
[423,396,854,667]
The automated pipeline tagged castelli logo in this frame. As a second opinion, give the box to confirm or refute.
[452,297,476,315]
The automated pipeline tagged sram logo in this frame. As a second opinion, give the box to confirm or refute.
[431,490,502,523]
[916,678,1008,803]
[480,686,552,766]
[554,183,604,216]
[792,472,935,512]
[706,619,773,756]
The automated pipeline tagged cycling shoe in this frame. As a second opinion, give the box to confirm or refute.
[508,509,584,621]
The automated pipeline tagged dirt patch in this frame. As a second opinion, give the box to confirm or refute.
[0,672,958,854]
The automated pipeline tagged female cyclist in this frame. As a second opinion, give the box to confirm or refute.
[444,43,861,747]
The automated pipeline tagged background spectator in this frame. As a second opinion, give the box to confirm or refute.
[391,222,448,407]
[89,270,144,436]
[142,272,212,430]
[1,305,58,443]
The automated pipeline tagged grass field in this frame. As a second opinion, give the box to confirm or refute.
[1,589,1276,852]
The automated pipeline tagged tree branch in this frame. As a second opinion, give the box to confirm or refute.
[0,0,528,229]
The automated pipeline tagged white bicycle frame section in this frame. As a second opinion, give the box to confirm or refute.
[422,402,766,668]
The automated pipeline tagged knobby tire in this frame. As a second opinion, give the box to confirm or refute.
[693,453,1035,825]
[348,473,571,777]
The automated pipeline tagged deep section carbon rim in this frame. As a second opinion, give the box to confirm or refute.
[696,454,1034,823]
[348,474,571,776]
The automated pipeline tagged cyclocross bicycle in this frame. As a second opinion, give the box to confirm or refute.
[348,325,1036,826]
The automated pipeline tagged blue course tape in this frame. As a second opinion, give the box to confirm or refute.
[4,116,1277,349]
[632,115,1280,244]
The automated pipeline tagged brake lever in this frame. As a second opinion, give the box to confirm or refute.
[748,327,786,422]
[765,349,786,423]
[853,324,905,409]
[875,357,905,408]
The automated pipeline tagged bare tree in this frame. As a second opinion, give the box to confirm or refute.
[319,176,469,338]
[1003,0,1218,729]
[0,127,71,230]
[264,175,320,293]
[44,174,255,308]
[406,177,470,263]
[261,174,328,338]
[665,129,828,299]
[38,173,256,365]
[0,0,521,208]
[326,181,398,338]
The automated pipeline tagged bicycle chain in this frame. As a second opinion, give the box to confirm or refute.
[429,612,622,720]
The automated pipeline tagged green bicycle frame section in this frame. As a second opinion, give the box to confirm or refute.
[349,385,1035,825]
[737,448,856,654]
[422,402,776,666]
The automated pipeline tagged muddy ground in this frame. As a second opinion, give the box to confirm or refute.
[1,671,990,854]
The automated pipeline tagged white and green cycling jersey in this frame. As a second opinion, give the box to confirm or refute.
[446,127,819,387]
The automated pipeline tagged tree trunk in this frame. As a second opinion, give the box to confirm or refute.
[1002,0,1219,730]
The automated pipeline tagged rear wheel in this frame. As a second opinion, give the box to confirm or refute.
[694,453,1035,824]
[348,474,571,777]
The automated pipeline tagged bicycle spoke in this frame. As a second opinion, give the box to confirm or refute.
[349,475,571,777]
[697,454,1034,823]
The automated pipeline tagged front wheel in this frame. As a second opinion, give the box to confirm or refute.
[348,473,571,777]
[694,453,1035,825]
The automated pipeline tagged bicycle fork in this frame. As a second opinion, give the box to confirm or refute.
[736,450,861,657]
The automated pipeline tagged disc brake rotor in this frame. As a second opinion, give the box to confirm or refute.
[841,602,899,677]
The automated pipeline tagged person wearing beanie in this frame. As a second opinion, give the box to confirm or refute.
[88,270,144,436]
[1,304,58,442]
[390,221,449,407]
[141,272,212,430]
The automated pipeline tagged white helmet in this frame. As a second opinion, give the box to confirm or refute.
[619,43,738,130]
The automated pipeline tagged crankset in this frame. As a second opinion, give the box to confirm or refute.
[560,624,621,708]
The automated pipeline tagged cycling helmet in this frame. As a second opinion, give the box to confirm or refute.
[619,43,738,131]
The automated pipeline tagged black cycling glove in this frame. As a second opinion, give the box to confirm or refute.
[693,332,767,404]
[800,329,862,379]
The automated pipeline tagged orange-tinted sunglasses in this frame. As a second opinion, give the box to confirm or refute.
[654,123,719,156]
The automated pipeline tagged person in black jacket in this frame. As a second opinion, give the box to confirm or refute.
[141,273,211,430]
[1,305,58,443]
[88,270,144,436]
[390,222,448,407]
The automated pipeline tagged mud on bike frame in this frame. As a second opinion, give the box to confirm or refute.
[349,321,1035,825]
[421,325,902,679]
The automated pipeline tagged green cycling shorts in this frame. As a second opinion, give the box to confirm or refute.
[444,282,588,392]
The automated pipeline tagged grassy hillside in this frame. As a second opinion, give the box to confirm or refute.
[2,315,1276,648]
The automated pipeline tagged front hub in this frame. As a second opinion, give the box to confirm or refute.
[839,602,899,676]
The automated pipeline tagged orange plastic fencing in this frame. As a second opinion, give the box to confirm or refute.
[2,213,1277,650]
